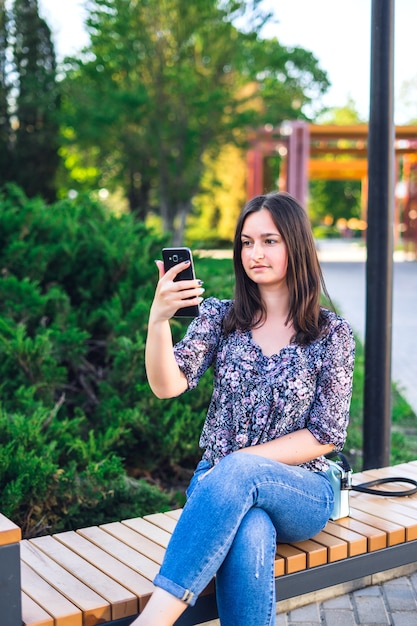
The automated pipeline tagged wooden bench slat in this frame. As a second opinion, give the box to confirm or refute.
[390,471,417,487]
[288,539,328,568]
[311,530,348,561]
[165,509,182,521]
[398,461,417,478]
[121,517,172,548]
[96,518,221,595]
[352,497,417,540]
[276,544,306,574]
[144,512,177,534]
[334,517,387,551]
[0,512,21,546]
[30,535,138,620]
[361,466,417,481]
[274,553,285,576]
[22,592,54,626]
[397,461,417,472]
[100,521,166,563]
[379,462,417,477]
[353,493,417,523]
[21,561,82,626]
[77,526,160,581]
[55,530,154,612]
[21,541,111,625]
[348,507,406,545]
[355,494,417,515]
[324,521,368,556]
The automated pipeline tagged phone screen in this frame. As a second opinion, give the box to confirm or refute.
[162,247,200,317]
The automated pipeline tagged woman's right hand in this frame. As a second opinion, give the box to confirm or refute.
[149,259,205,322]
[146,260,203,398]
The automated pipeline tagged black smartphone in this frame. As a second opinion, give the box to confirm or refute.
[162,247,200,317]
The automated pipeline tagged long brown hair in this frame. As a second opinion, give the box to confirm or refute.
[223,191,334,344]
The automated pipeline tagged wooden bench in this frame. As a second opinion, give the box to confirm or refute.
[3,461,417,626]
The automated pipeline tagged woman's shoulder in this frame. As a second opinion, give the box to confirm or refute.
[320,307,355,337]
[200,297,233,317]
[187,297,233,335]
[321,307,354,338]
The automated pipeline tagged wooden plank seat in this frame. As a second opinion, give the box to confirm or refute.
[3,461,417,626]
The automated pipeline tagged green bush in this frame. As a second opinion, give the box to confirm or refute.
[0,397,172,537]
[0,185,223,536]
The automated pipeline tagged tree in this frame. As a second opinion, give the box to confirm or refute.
[61,0,330,243]
[0,1,12,183]
[0,0,60,201]
[11,0,60,201]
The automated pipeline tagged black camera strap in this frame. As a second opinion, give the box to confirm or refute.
[326,452,417,497]
[352,476,417,497]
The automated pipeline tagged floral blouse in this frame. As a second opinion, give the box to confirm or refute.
[173,297,355,471]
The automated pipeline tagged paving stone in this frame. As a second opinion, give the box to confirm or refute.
[275,573,417,625]
[275,612,288,625]
[288,602,321,623]
[391,613,417,626]
[321,608,358,625]
[353,594,389,624]
[322,594,353,610]
[383,577,417,612]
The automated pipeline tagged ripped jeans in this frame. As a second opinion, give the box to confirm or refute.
[153,452,334,626]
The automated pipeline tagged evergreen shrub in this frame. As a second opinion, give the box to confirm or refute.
[0,185,232,536]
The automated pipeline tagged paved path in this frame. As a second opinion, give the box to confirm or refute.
[276,568,417,625]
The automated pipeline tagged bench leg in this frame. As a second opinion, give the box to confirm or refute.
[0,543,22,626]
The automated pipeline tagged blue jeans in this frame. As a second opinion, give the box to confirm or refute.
[154,452,334,626]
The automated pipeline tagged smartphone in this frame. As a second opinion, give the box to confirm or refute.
[162,247,200,317]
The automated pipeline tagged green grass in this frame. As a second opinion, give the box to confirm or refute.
[194,254,417,472]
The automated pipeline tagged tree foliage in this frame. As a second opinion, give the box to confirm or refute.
[0,0,60,201]
[60,0,330,242]
[0,2,11,182]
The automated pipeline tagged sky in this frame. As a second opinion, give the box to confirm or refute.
[37,0,416,124]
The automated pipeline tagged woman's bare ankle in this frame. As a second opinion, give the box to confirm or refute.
[129,587,188,626]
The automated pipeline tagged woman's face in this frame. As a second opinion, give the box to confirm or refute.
[240,208,288,289]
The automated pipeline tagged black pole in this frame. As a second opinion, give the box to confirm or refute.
[363,0,395,469]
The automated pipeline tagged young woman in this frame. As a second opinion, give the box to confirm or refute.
[137,191,355,626]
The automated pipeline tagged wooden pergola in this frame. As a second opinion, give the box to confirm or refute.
[246,122,417,247]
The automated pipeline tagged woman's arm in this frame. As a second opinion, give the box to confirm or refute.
[235,429,334,465]
[145,260,204,399]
